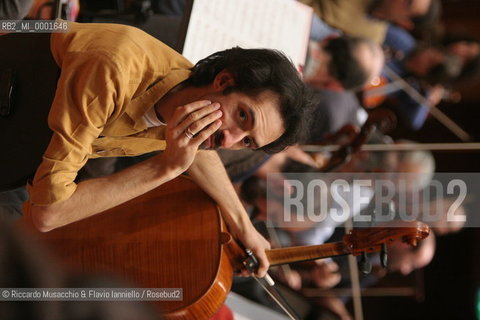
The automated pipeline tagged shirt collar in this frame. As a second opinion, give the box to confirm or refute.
[127,68,191,130]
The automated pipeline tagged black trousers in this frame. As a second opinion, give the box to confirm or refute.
[0,33,60,190]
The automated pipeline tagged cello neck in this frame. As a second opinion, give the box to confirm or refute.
[265,242,351,266]
[264,221,430,266]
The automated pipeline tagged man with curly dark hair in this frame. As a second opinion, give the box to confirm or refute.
[0,21,314,277]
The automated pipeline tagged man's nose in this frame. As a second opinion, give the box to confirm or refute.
[222,129,246,149]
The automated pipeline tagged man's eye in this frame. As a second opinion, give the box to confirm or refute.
[239,109,247,122]
[243,136,251,147]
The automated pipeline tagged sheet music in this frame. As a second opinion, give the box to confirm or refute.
[182,0,312,69]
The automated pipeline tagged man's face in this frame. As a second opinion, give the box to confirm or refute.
[405,0,432,17]
[199,89,285,150]
[382,0,432,29]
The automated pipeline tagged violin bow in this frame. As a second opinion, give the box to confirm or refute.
[243,246,301,320]
[344,219,365,320]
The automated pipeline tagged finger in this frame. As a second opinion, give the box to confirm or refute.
[329,273,342,287]
[315,259,326,266]
[328,261,339,272]
[169,100,212,127]
[174,101,220,130]
[187,108,222,136]
[189,119,222,146]
[254,250,270,278]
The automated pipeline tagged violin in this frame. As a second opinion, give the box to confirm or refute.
[24,177,429,319]
[362,75,391,109]
[318,108,397,172]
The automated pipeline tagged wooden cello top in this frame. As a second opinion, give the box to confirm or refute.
[32,176,234,319]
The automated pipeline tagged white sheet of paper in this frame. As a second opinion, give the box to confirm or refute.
[182,0,312,69]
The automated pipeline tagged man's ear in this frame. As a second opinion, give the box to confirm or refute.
[213,70,236,91]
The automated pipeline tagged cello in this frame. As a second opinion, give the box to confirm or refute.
[25,176,430,319]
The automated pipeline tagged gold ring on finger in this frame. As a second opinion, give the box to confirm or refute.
[185,127,195,139]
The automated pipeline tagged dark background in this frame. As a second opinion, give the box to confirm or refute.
[361,1,480,319]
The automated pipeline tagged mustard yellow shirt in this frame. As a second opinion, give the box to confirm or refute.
[300,0,388,43]
[28,21,193,205]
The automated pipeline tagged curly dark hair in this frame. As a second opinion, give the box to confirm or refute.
[184,47,314,153]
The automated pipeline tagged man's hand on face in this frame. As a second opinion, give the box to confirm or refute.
[161,100,222,175]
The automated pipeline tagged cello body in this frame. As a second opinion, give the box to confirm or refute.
[33,177,237,319]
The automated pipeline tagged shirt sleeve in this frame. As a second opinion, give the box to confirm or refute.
[28,51,125,205]
[384,24,416,56]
